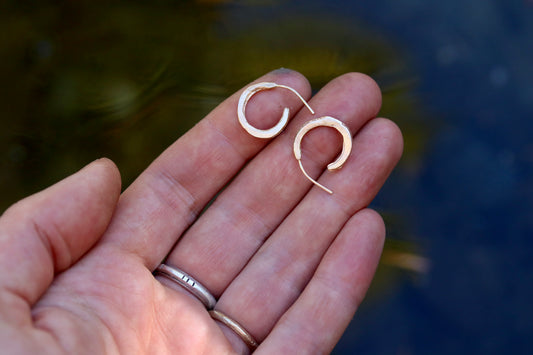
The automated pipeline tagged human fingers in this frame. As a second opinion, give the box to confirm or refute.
[213,117,402,345]
[0,159,121,314]
[97,69,311,266]
[163,73,382,298]
[257,209,385,354]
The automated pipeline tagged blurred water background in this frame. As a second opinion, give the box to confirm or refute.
[1,1,532,354]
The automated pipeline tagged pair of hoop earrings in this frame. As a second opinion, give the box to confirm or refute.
[238,82,352,194]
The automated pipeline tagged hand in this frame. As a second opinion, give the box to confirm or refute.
[0,70,402,354]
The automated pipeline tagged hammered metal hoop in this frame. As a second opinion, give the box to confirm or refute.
[238,82,314,138]
[293,116,352,194]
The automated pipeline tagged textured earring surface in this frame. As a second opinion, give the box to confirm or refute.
[293,116,352,194]
[238,82,314,138]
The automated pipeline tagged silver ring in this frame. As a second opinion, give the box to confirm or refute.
[155,264,216,309]
[209,310,259,351]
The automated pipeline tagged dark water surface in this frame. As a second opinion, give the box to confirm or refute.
[1,1,532,354]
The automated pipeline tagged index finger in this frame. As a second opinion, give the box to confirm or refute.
[97,69,312,266]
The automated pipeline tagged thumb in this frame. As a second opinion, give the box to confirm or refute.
[0,158,121,308]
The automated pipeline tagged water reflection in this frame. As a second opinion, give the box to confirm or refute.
[1,0,429,352]
[1,1,427,205]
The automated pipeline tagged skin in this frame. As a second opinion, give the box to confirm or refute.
[0,70,403,354]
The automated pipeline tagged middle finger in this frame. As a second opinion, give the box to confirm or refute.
[163,73,382,296]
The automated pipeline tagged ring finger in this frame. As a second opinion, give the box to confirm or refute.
[214,116,403,344]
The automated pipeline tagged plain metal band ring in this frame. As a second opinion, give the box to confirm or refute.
[209,309,259,351]
[155,264,216,310]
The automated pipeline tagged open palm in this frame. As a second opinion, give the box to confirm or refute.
[0,70,402,354]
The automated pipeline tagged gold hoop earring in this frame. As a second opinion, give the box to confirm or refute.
[238,82,314,138]
[293,116,352,194]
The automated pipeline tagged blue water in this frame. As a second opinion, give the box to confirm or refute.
[318,1,533,353]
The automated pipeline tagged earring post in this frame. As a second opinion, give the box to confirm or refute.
[297,160,333,194]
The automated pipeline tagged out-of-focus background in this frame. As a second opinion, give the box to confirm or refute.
[1,1,532,353]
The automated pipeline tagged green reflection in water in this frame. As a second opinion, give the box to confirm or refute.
[0,2,430,280]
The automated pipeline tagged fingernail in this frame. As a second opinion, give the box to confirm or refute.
[270,67,295,74]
